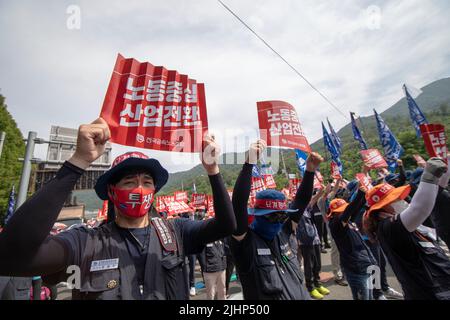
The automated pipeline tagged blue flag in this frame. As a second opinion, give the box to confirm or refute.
[252,165,261,177]
[260,164,274,176]
[295,149,308,176]
[4,186,16,226]
[403,85,428,137]
[350,112,368,150]
[322,122,340,160]
[327,118,342,155]
[374,109,404,171]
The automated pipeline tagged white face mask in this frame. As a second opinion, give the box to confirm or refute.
[390,200,409,214]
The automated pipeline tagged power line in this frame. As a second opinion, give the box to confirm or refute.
[217,0,348,119]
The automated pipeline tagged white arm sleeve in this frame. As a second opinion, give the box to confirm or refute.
[399,182,439,232]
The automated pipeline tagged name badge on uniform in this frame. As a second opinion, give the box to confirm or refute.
[419,242,435,248]
[257,248,271,256]
[90,258,119,272]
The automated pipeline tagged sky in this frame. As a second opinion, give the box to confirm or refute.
[1,0,450,173]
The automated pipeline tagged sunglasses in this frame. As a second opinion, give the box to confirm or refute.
[263,212,289,223]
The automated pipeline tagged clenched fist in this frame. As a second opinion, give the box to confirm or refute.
[68,118,110,170]
[306,152,324,172]
[246,139,267,165]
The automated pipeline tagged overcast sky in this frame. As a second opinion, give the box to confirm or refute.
[1,0,449,172]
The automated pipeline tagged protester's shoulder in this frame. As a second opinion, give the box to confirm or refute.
[379,215,409,240]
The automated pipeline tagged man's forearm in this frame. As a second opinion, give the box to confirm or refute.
[0,161,83,271]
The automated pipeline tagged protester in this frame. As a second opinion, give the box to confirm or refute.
[363,156,450,300]
[223,236,236,298]
[0,118,237,300]
[318,182,348,287]
[198,237,227,300]
[328,185,377,300]
[231,139,323,300]
[297,189,330,299]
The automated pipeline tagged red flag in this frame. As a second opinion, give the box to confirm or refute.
[262,174,277,189]
[330,161,342,179]
[360,149,388,169]
[100,54,208,153]
[413,154,427,167]
[97,200,108,221]
[174,191,188,203]
[355,173,373,191]
[420,124,448,163]
[257,101,311,152]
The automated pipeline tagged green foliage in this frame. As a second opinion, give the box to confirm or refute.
[0,94,25,223]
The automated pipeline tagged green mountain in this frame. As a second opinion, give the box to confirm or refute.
[160,77,450,196]
[0,94,26,223]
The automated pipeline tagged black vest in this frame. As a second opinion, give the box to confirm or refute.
[380,221,450,300]
[201,240,226,273]
[235,224,309,300]
[72,218,188,300]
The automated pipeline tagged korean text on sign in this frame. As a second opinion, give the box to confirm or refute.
[100,54,208,153]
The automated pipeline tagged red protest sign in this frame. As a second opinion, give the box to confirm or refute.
[262,174,277,189]
[174,191,188,203]
[251,177,266,194]
[191,193,207,209]
[206,195,215,217]
[355,173,373,191]
[413,154,427,167]
[420,124,448,162]
[360,149,388,169]
[257,101,311,152]
[288,178,301,198]
[164,199,192,216]
[97,200,108,221]
[155,196,167,213]
[330,161,342,179]
[281,188,290,200]
[101,54,208,153]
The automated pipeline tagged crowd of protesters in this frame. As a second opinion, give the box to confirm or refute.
[0,118,449,300]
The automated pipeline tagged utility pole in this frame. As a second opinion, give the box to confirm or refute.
[0,131,5,158]
[17,132,37,208]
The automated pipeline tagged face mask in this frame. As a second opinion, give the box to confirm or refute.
[109,186,155,218]
[250,216,284,241]
[390,200,409,214]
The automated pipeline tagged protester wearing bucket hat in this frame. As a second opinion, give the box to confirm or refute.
[0,118,237,300]
[230,139,323,300]
[327,188,377,300]
[363,156,450,300]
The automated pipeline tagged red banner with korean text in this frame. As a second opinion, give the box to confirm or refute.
[355,173,373,191]
[360,149,388,169]
[100,54,208,152]
[289,178,301,198]
[97,200,108,221]
[413,154,427,167]
[163,199,192,216]
[155,196,167,213]
[330,161,342,179]
[191,193,207,209]
[174,191,188,203]
[314,171,324,190]
[262,174,277,189]
[420,124,448,163]
[257,101,311,152]
[251,177,266,194]
[206,195,215,217]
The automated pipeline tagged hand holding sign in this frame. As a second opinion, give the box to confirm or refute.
[69,118,111,169]
[201,133,220,176]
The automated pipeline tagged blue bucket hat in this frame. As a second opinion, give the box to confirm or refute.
[410,168,424,186]
[94,152,169,200]
[248,189,298,216]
